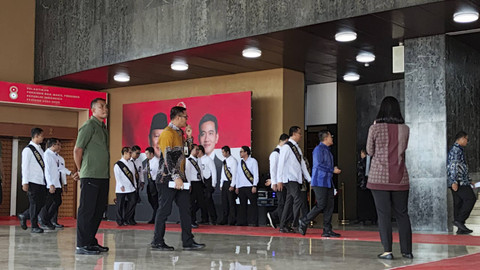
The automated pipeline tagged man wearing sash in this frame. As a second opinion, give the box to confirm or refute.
[277,126,311,233]
[198,145,218,225]
[114,147,137,226]
[143,146,161,224]
[19,127,45,233]
[233,146,259,226]
[186,144,205,228]
[266,133,290,229]
[219,146,237,225]
[129,145,145,225]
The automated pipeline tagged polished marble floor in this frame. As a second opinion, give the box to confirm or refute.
[1,224,480,270]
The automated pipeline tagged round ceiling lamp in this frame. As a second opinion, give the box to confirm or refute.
[171,60,189,71]
[113,73,130,82]
[356,52,375,63]
[335,31,357,42]
[242,47,262,58]
[343,73,360,82]
[453,11,479,23]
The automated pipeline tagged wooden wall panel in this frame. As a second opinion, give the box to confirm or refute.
[57,140,77,218]
[0,138,12,216]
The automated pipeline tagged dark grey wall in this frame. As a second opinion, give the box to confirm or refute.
[34,0,442,82]
[446,36,480,175]
[355,79,405,154]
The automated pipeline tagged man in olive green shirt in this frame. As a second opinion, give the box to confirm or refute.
[73,98,110,255]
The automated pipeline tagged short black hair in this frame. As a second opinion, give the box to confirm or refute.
[197,145,205,154]
[455,131,468,141]
[199,114,218,133]
[145,146,154,154]
[121,146,131,155]
[279,133,289,141]
[47,138,59,148]
[318,130,331,142]
[91,98,106,109]
[131,145,141,152]
[221,145,231,154]
[31,127,43,139]
[289,126,301,137]
[241,146,251,156]
[170,106,186,121]
[375,96,404,124]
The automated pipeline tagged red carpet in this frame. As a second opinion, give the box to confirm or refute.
[393,252,480,269]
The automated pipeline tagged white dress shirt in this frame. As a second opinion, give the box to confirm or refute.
[57,153,70,186]
[114,158,136,193]
[269,145,282,185]
[220,155,238,186]
[44,149,62,188]
[233,156,259,188]
[21,141,45,185]
[148,156,160,181]
[185,155,203,183]
[277,139,311,184]
[130,158,145,188]
[201,155,217,188]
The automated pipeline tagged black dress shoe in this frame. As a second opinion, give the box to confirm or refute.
[454,221,469,231]
[183,241,206,250]
[151,243,174,251]
[191,223,199,228]
[322,231,341,237]
[127,220,137,225]
[298,219,308,236]
[279,227,294,233]
[31,227,44,233]
[52,222,64,228]
[457,228,471,234]
[377,252,394,260]
[76,246,100,255]
[92,244,109,252]
[40,224,56,230]
[18,214,28,230]
[147,219,155,224]
[402,253,414,259]
[199,220,209,225]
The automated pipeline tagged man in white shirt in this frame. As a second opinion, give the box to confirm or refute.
[219,146,238,225]
[39,138,62,230]
[50,143,70,228]
[198,145,218,225]
[232,146,259,226]
[185,144,205,228]
[143,146,160,224]
[129,145,145,225]
[277,126,311,233]
[18,128,46,233]
[266,133,290,229]
[114,147,137,226]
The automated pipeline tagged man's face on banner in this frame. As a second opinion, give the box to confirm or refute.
[150,129,164,157]
[199,121,219,156]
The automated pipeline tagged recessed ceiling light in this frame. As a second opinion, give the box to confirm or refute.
[453,11,479,23]
[171,60,189,71]
[356,52,375,63]
[242,47,262,58]
[343,73,360,82]
[113,73,130,82]
[335,31,357,42]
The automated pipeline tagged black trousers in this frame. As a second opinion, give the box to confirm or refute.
[371,190,412,254]
[203,178,217,223]
[27,183,47,229]
[147,179,159,221]
[280,181,301,229]
[303,187,334,231]
[129,188,140,222]
[116,192,137,224]
[451,186,476,224]
[190,181,206,223]
[153,181,194,246]
[39,187,62,226]
[270,186,292,225]
[357,187,377,222]
[237,187,258,226]
[220,181,237,225]
[76,178,109,247]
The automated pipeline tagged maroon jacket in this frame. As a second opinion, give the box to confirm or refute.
[366,123,410,191]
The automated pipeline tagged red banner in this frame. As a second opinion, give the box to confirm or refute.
[0,81,107,110]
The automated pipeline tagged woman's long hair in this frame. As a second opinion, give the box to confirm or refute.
[375,96,404,124]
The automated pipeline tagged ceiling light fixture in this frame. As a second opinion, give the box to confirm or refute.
[356,52,375,63]
[453,11,479,23]
[242,47,262,58]
[343,73,360,82]
[113,73,130,82]
[335,31,357,42]
[171,60,189,71]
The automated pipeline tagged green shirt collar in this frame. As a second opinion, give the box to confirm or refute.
[90,116,106,127]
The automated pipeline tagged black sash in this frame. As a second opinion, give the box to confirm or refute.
[146,160,153,181]
[273,148,280,154]
[223,159,232,181]
[241,159,254,184]
[188,157,202,181]
[116,161,135,186]
[285,141,302,164]
[27,145,46,185]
